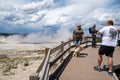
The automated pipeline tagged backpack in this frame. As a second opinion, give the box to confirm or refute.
[89,27,92,33]
[89,27,96,34]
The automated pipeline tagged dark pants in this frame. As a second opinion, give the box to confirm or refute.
[118,40,120,47]
[92,34,96,48]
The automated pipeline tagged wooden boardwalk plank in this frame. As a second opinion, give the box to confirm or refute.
[59,46,120,80]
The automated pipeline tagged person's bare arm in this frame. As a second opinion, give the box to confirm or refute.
[82,33,85,42]
[97,31,101,35]
[72,32,75,40]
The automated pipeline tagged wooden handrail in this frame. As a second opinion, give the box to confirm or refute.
[50,45,72,67]
[49,46,75,80]
[29,48,49,80]
[38,40,74,80]
[36,48,49,73]
[29,36,102,80]
[50,40,73,55]
[39,48,51,80]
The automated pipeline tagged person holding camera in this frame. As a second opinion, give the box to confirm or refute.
[89,23,97,48]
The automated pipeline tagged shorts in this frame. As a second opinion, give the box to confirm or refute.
[98,45,115,57]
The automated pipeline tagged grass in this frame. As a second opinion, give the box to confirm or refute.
[0,56,43,76]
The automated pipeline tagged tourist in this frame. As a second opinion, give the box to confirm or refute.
[94,20,118,75]
[89,23,97,48]
[72,24,84,47]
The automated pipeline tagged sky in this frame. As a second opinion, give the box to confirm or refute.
[0,0,120,43]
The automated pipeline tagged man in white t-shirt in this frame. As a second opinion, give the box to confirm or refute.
[94,20,118,75]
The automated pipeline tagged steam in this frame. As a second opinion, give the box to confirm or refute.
[0,29,72,44]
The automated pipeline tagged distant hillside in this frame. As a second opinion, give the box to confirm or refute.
[0,33,28,37]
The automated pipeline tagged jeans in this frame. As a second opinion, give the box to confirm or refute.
[74,40,82,46]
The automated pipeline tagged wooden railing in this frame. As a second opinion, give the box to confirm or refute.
[29,36,101,80]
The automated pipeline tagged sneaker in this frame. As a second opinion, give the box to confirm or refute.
[102,65,109,71]
[108,71,114,76]
[94,66,102,72]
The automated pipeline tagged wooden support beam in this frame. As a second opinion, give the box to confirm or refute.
[60,41,64,62]
[29,73,39,80]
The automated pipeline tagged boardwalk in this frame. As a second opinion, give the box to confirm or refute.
[59,46,120,80]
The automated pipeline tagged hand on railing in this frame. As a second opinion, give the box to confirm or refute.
[82,37,87,43]
[82,40,85,43]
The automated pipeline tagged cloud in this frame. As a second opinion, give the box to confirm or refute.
[0,0,120,43]
[20,0,55,14]
[1,0,119,28]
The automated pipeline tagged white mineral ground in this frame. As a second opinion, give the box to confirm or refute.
[0,42,58,80]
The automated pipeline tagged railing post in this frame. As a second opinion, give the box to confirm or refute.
[36,48,49,73]
[60,41,64,62]
[86,37,88,47]
[45,48,49,58]
[40,48,51,80]
[29,73,39,80]
[42,48,49,79]
[68,38,71,53]
[29,48,49,80]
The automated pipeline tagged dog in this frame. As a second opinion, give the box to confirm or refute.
[73,45,84,57]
